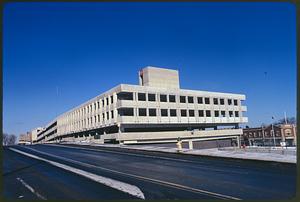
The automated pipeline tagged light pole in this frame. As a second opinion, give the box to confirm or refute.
[271,117,276,147]
[261,125,265,146]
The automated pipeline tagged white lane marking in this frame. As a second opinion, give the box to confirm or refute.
[17,146,241,200]
[10,148,145,200]
[47,144,248,175]
[16,177,46,200]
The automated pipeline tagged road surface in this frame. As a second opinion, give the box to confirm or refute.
[3,144,296,200]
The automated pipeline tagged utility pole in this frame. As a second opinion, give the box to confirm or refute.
[261,125,265,146]
[271,116,276,147]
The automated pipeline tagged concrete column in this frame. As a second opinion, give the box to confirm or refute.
[237,136,241,148]
[188,140,193,150]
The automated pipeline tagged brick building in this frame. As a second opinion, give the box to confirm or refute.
[242,124,296,147]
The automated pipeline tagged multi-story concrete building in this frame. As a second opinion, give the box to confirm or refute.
[36,66,248,145]
[31,127,43,143]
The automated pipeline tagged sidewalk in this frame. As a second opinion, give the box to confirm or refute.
[63,141,297,164]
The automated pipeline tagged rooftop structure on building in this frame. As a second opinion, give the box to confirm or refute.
[35,66,248,145]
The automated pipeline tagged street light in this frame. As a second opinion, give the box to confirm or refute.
[271,116,276,147]
[261,125,265,146]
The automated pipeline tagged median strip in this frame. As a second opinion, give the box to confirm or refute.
[9,148,145,200]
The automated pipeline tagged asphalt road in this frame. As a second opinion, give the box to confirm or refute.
[3,144,296,200]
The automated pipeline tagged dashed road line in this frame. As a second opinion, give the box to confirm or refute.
[16,177,46,200]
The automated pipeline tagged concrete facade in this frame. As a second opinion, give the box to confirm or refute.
[35,67,248,145]
[31,127,43,143]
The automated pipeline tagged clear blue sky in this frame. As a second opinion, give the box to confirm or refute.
[3,2,296,135]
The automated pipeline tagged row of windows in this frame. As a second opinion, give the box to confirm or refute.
[60,107,242,131]
[118,108,240,118]
[61,110,116,130]
[62,92,241,125]
[244,131,281,138]
[119,92,239,105]
[62,95,116,124]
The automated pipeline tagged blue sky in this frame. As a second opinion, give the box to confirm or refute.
[3,2,296,135]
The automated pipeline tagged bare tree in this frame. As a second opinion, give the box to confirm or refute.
[274,117,296,125]
[3,133,9,146]
[8,134,17,145]
[2,133,17,146]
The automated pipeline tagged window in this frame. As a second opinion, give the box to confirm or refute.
[102,99,105,107]
[169,95,176,102]
[139,108,147,116]
[161,109,168,117]
[148,93,156,102]
[180,96,186,103]
[97,101,100,109]
[198,110,204,117]
[221,111,226,117]
[111,110,114,119]
[229,111,234,117]
[106,97,109,105]
[234,99,238,106]
[235,111,239,117]
[214,111,219,117]
[228,99,232,105]
[111,96,113,104]
[117,92,133,100]
[149,108,156,116]
[106,112,109,120]
[160,94,167,102]
[98,115,100,122]
[118,108,134,116]
[170,109,177,117]
[181,110,187,117]
[189,110,195,117]
[206,110,211,117]
[102,113,105,120]
[138,93,146,101]
[220,99,225,105]
[188,96,194,103]
[197,97,203,104]
[213,98,218,105]
[205,97,210,104]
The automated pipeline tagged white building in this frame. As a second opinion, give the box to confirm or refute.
[31,127,43,143]
[36,66,248,145]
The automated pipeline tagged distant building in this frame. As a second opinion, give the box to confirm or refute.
[242,124,297,147]
[18,132,32,145]
[31,127,43,143]
[35,66,248,145]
